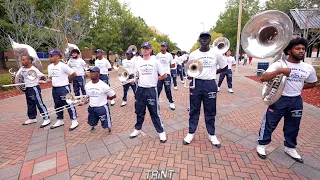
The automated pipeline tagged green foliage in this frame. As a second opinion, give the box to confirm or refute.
[264,0,304,14]
[190,30,223,52]
[0,73,13,92]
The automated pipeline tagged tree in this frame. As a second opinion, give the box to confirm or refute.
[189,30,223,52]
[264,0,304,14]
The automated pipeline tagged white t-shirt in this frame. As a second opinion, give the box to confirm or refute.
[16,66,44,87]
[132,56,142,62]
[67,58,86,76]
[134,56,166,88]
[188,48,227,80]
[176,56,183,65]
[122,59,136,74]
[48,62,75,87]
[156,52,174,74]
[95,58,111,75]
[266,61,318,97]
[171,57,177,70]
[85,80,116,107]
[225,56,236,69]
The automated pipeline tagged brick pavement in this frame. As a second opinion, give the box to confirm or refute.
[0,64,319,180]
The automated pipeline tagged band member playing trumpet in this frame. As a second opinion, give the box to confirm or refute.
[120,50,137,107]
[94,49,115,105]
[217,49,236,93]
[129,42,168,143]
[47,50,79,131]
[78,67,116,132]
[16,55,51,127]
[156,42,176,110]
[183,32,228,147]
[67,49,87,96]
[256,37,318,163]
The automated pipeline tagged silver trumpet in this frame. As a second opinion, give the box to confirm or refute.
[241,10,293,106]
[212,37,230,54]
[183,60,203,89]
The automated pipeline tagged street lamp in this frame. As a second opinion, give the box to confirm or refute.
[200,22,205,31]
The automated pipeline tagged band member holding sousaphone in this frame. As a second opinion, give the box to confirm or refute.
[129,42,168,143]
[120,50,137,107]
[67,49,87,96]
[183,32,228,147]
[47,50,79,131]
[256,37,317,162]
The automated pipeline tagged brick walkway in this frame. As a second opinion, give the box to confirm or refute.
[0,63,319,180]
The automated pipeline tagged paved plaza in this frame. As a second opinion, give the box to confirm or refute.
[0,63,319,180]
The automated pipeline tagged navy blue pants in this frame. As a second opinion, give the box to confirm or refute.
[189,79,217,135]
[25,85,49,120]
[52,85,77,120]
[99,74,109,85]
[182,63,186,77]
[177,65,184,81]
[88,104,111,128]
[218,69,233,88]
[73,76,86,96]
[157,74,174,103]
[170,69,177,87]
[258,96,303,148]
[135,87,164,133]
[122,74,137,101]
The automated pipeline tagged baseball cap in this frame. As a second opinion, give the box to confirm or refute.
[126,50,133,54]
[199,32,211,38]
[141,42,152,48]
[89,66,100,73]
[95,49,103,53]
[161,42,167,46]
[49,50,62,56]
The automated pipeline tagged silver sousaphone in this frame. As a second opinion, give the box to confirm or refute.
[241,10,293,106]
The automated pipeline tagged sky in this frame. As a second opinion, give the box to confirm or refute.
[119,0,267,51]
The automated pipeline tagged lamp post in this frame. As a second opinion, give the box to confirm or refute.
[235,0,243,75]
[200,22,205,31]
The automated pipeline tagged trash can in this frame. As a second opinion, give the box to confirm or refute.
[257,62,269,76]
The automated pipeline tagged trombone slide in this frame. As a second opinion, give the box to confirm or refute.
[2,80,47,87]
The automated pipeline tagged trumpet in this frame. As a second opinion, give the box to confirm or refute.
[183,60,203,89]
[2,69,47,87]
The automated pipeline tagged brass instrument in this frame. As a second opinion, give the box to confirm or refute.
[184,60,203,89]
[212,37,230,54]
[241,10,293,106]
[128,45,138,55]
[2,69,46,87]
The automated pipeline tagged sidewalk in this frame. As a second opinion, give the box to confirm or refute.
[0,64,319,180]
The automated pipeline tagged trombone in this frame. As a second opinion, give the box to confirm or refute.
[2,69,47,87]
[183,60,203,89]
[212,37,230,54]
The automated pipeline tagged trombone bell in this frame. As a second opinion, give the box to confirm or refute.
[117,67,130,82]
[27,70,37,80]
[212,37,230,54]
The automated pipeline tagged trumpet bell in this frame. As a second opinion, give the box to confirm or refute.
[117,67,130,82]
[241,10,293,58]
[185,60,203,77]
[212,37,230,54]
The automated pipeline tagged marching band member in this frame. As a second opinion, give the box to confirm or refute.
[170,52,178,90]
[17,55,51,127]
[67,49,87,96]
[79,67,116,132]
[133,51,142,62]
[183,32,228,147]
[176,51,184,83]
[120,50,137,107]
[47,50,79,131]
[94,49,115,106]
[256,37,318,163]
[217,49,236,93]
[129,42,168,143]
[156,42,176,110]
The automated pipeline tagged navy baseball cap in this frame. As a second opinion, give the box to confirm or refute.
[199,32,211,37]
[161,42,167,46]
[126,50,133,54]
[95,49,103,53]
[89,66,100,73]
[141,42,152,48]
[49,50,62,56]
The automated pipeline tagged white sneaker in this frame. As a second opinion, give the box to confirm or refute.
[256,145,267,159]
[183,133,194,145]
[284,147,303,163]
[208,135,221,148]
[159,132,167,143]
[130,129,141,139]
[217,87,220,92]
[228,88,234,93]
[40,119,51,128]
[22,119,37,125]
[110,99,115,106]
[169,103,175,110]
[181,81,184,84]
[174,87,177,90]
[120,101,127,107]
[69,120,79,131]
[50,120,64,129]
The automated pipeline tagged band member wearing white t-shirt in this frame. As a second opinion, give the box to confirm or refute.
[16,55,51,127]
[129,42,168,143]
[170,52,178,90]
[79,66,116,132]
[176,51,184,83]
[47,50,79,131]
[132,51,142,62]
[217,49,236,93]
[67,49,87,96]
[256,37,318,163]
[94,49,115,106]
[120,50,137,107]
[183,32,228,147]
[156,42,176,110]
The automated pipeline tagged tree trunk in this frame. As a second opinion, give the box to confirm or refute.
[0,51,8,69]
